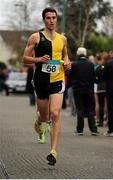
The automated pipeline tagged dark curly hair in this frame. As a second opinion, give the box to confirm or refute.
[42,7,57,20]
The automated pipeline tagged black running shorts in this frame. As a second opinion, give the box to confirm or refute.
[34,80,65,100]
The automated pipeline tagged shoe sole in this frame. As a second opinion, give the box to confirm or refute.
[38,140,45,144]
[92,134,98,136]
[75,133,83,136]
[104,134,113,137]
[77,133,83,136]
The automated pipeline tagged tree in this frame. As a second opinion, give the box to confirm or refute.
[6,0,45,31]
[49,0,113,59]
[100,14,113,37]
[86,32,113,55]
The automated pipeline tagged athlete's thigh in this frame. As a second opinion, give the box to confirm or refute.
[49,93,63,112]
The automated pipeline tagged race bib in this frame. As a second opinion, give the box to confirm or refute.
[41,60,60,73]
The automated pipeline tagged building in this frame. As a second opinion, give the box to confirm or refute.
[0,32,17,64]
[0,30,33,65]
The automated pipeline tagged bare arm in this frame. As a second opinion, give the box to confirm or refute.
[23,32,50,65]
[62,35,71,70]
[23,33,38,64]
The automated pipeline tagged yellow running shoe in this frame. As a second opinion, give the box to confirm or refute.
[34,120,44,134]
[38,131,46,144]
[34,111,44,133]
[47,121,52,133]
[34,120,46,144]
[47,149,57,166]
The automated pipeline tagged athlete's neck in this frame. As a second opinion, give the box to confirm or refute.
[43,29,56,40]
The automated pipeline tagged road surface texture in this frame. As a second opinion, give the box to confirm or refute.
[0,95,113,179]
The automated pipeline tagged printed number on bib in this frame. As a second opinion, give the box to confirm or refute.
[42,60,60,73]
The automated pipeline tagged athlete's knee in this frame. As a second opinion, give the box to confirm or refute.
[50,110,59,121]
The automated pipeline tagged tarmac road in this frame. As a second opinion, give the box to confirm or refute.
[0,95,113,179]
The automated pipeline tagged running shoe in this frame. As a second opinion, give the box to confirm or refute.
[47,121,52,133]
[38,131,46,144]
[76,132,83,136]
[104,131,113,137]
[75,130,83,136]
[47,149,57,166]
[34,120,44,134]
[34,119,45,144]
[91,132,99,136]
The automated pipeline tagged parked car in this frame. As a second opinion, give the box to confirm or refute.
[5,71,27,94]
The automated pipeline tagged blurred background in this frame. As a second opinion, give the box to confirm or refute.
[0,0,113,97]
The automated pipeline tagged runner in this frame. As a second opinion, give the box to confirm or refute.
[23,7,71,165]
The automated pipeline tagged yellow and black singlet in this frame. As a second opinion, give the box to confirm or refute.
[34,31,65,83]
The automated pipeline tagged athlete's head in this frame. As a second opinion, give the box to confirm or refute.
[42,7,58,30]
[42,7,58,20]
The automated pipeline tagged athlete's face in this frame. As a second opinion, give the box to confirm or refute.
[43,12,57,30]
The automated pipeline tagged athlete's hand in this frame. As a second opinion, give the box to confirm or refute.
[64,61,72,70]
[38,55,50,63]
